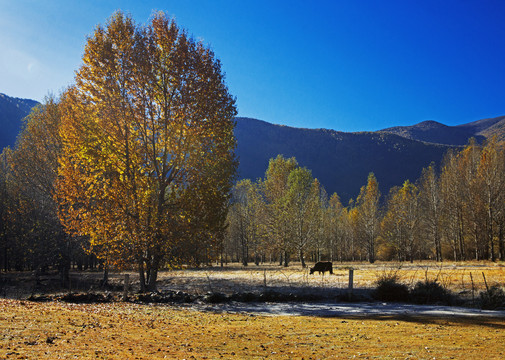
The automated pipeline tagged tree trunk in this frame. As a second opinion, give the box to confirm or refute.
[368,237,375,264]
[3,243,7,272]
[147,267,158,292]
[299,248,306,268]
[138,262,146,293]
[434,226,442,262]
[473,223,479,261]
[59,261,70,288]
[489,221,496,262]
[283,250,289,267]
[488,196,495,262]
[101,265,109,287]
[499,223,505,261]
[241,240,248,266]
[458,211,465,261]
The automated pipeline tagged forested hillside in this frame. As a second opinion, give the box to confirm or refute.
[226,139,505,265]
[235,117,452,202]
[457,115,505,143]
[0,93,39,150]
[380,120,485,145]
[381,115,505,145]
[3,97,503,203]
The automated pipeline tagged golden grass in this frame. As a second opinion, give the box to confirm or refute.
[332,261,505,292]
[1,299,505,359]
[156,261,505,296]
[2,262,504,358]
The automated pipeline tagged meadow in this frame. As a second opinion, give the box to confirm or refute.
[156,261,505,296]
[1,261,505,359]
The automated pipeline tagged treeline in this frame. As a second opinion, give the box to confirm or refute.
[225,138,505,265]
[0,99,84,281]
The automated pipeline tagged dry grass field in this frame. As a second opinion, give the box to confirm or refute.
[2,261,504,299]
[1,299,505,359]
[1,261,505,359]
[154,261,505,299]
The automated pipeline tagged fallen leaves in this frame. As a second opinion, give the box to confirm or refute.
[1,299,505,359]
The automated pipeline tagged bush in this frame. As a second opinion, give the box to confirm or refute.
[410,280,452,305]
[373,274,409,302]
[480,285,505,310]
[203,292,229,303]
[58,292,113,303]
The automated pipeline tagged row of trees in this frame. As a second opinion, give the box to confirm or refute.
[225,155,380,266]
[225,138,505,266]
[0,12,237,291]
[381,138,504,262]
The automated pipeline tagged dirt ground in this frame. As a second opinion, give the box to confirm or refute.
[1,299,505,359]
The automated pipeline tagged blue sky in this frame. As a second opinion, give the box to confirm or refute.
[1,0,504,132]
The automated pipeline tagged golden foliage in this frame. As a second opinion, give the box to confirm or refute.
[55,11,237,290]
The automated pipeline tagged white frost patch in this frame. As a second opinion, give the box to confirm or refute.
[195,302,505,318]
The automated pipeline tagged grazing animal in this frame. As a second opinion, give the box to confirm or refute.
[309,261,333,275]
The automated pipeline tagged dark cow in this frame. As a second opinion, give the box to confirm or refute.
[309,261,333,275]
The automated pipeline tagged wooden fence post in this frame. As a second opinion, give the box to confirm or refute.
[348,268,354,300]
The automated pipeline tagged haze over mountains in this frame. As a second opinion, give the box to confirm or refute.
[1,93,504,202]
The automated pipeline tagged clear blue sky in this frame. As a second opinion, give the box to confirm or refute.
[1,0,504,132]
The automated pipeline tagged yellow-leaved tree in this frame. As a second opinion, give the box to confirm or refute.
[56,11,237,291]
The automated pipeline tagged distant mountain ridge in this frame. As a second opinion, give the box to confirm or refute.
[380,115,505,145]
[1,92,504,202]
[380,120,485,145]
[456,115,505,142]
[235,118,452,202]
[0,93,39,150]
[235,114,505,202]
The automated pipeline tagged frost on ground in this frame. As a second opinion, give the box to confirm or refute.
[193,301,505,318]
[3,262,505,318]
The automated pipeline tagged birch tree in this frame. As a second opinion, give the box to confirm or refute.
[355,173,381,263]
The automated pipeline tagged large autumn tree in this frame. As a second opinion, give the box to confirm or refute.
[56,11,237,291]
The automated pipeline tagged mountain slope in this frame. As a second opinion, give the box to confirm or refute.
[0,93,39,150]
[457,115,505,142]
[235,117,452,202]
[380,115,505,145]
[380,120,485,145]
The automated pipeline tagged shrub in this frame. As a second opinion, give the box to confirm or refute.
[410,280,452,305]
[204,292,229,303]
[480,285,505,310]
[373,273,409,302]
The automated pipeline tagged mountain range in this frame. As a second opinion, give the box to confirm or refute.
[235,115,505,202]
[1,93,504,202]
[0,93,39,150]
